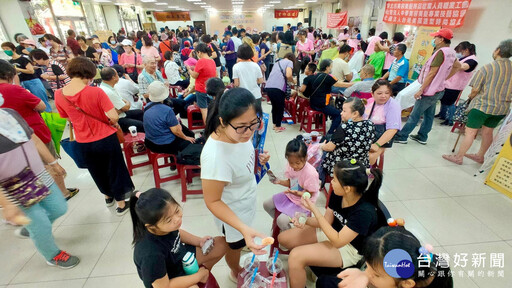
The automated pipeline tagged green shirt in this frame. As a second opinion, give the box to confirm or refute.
[368,51,386,78]
[320,47,339,61]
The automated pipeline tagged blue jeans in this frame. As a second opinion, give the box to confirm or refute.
[330,86,346,94]
[312,105,341,135]
[21,182,67,260]
[21,79,52,112]
[396,91,444,142]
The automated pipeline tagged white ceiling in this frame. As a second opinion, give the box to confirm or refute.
[81,0,337,12]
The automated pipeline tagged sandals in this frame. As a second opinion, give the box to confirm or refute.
[274,127,286,133]
[442,155,463,165]
[465,154,484,164]
[65,188,80,201]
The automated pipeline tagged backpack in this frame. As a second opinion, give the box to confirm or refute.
[177,143,203,165]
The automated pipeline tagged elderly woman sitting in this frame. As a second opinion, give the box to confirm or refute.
[364,79,402,165]
[138,56,187,117]
[143,81,196,155]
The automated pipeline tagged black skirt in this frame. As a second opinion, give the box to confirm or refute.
[77,133,134,201]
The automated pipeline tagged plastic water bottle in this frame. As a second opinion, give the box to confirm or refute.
[182,252,199,275]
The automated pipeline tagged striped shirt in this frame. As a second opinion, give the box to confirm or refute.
[469,58,512,115]
[46,60,71,91]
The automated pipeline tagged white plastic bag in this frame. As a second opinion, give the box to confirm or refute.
[395,80,421,110]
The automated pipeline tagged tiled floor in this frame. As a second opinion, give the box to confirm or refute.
[1,101,512,288]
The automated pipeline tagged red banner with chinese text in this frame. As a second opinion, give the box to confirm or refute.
[153,11,191,21]
[383,0,471,28]
[326,12,348,29]
[274,10,299,19]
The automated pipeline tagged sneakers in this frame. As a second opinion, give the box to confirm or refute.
[105,197,114,207]
[46,251,80,269]
[394,138,408,144]
[409,135,427,145]
[15,227,30,239]
[116,203,130,216]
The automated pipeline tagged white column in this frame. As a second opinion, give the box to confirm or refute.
[0,0,32,42]
[103,5,123,32]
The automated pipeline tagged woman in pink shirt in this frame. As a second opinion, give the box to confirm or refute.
[140,35,161,62]
[119,39,143,79]
[296,30,315,73]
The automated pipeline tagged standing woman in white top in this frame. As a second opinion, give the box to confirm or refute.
[233,44,264,100]
[201,88,271,281]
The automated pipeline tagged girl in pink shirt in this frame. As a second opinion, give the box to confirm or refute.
[263,137,320,231]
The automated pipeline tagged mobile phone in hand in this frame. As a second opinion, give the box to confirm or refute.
[267,170,277,183]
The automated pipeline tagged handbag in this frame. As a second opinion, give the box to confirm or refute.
[59,92,125,144]
[41,112,67,155]
[453,99,471,124]
[277,60,291,96]
[60,123,88,169]
[128,53,139,83]
[0,146,50,207]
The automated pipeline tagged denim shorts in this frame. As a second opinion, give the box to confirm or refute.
[196,92,212,109]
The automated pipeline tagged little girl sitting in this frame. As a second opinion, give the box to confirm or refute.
[263,137,320,231]
[131,188,228,288]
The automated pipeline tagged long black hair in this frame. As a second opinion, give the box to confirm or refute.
[333,159,382,209]
[130,188,179,245]
[204,87,263,139]
[364,226,453,288]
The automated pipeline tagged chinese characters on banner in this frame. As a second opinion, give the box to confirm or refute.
[383,0,471,28]
[326,12,348,29]
[274,9,299,19]
[153,11,191,21]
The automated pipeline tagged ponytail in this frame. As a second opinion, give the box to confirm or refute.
[130,188,178,245]
[469,43,476,55]
[204,88,262,139]
[364,167,382,208]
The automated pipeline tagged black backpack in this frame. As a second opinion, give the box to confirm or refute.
[177,143,203,165]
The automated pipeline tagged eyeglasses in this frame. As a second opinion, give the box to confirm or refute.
[228,118,261,134]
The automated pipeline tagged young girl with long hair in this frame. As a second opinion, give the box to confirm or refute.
[278,159,386,288]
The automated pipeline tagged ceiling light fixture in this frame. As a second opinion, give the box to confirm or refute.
[305,0,317,2]
[296,3,304,6]
[140,0,156,2]
[269,1,280,3]
[187,0,201,1]
[155,2,167,5]
[232,1,244,4]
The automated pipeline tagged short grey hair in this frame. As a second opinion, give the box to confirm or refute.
[497,39,512,58]
[361,64,375,77]
[142,55,156,65]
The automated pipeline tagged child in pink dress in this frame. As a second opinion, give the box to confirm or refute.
[263,137,320,231]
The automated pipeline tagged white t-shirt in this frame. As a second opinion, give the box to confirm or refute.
[100,83,126,118]
[115,78,143,110]
[164,60,182,85]
[332,58,351,82]
[200,137,257,243]
[232,61,263,99]
[232,37,243,53]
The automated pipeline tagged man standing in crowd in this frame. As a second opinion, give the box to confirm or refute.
[381,43,409,95]
[395,28,459,145]
[66,30,81,57]
[443,39,512,165]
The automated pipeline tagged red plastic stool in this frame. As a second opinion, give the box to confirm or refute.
[148,151,181,188]
[179,164,203,202]
[300,108,326,135]
[187,104,205,130]
[296,97,309,123]
[270,210,290,257]
[169,86,182,98]
[122,133,151,176]
[283,98,297,124]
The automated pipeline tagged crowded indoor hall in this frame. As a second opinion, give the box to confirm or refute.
[1,0,512,287]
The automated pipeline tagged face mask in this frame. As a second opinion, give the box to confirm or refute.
[455,52,463,59]
[431,39,436,47]
[26,47,34,52]
[45,40,51,47]
[4,50,13,57]
[96,49,102,53]
[110,41,116,45]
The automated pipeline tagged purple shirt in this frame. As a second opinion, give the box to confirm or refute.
[224,39,237,60]
[265,59,293,92]
[364,97,402,131]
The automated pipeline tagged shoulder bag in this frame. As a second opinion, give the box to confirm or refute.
[59,92,125,144]
[128,53,139,83]
[277,60,292,96]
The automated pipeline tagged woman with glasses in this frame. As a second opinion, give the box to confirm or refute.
[201,88,271,283]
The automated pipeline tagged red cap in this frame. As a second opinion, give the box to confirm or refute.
[430,28,453,40]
